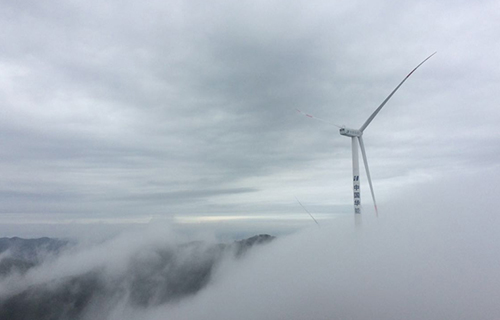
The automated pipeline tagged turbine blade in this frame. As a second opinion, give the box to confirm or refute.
[359,52,436,132]
[295,197,320,226]
[296,109,342,128]
[358,136,378,216]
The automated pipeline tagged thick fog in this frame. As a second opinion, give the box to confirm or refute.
[1,169,499,320]
[136,215,499,319]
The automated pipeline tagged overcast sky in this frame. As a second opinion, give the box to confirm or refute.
[1,0,499,230]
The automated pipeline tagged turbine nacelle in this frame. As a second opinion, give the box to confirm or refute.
[339,128,362,137]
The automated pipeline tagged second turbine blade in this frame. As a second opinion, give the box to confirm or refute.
[358,136,378,216]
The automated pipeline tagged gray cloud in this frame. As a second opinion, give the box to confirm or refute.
[0,0,499,223]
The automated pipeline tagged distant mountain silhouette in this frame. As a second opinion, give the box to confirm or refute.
[0,237,70,276]
[0,234,274,320]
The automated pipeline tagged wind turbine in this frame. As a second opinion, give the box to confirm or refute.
[297,53,435,215]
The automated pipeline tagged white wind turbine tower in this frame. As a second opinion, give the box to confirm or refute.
[297,53,435,215]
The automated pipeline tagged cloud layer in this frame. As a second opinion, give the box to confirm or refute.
[0,230,275,320]
[1,167,499,320]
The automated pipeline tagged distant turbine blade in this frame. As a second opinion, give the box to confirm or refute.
[295,197,320,226]
[359,52,436,132]
[358,136,378,216]
[296,109,342,128]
